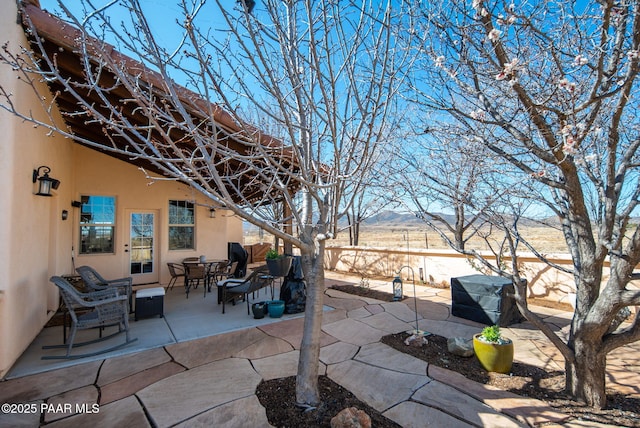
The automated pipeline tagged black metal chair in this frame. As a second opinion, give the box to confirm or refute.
[76,265,133,312]
[218,265,273,314]
[43,276,136,359]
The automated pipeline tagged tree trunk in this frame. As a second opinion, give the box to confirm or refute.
[566,336,607,409]
[295,247,325,406]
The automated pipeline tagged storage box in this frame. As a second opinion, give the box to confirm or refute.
[451,275,523,326]
[135,287,165,321]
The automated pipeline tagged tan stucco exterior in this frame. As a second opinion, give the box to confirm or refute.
[0,0,242,377]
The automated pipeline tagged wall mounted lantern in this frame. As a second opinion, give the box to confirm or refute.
[32,166,60,197]
[209,207,216,218]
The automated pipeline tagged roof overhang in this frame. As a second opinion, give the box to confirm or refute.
[18,0,300,204]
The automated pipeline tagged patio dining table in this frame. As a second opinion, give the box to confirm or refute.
[183,259,226,298]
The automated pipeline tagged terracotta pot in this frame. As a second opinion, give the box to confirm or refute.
[472,333,514,374]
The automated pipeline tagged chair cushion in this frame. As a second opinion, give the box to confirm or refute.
[217,279,245,288]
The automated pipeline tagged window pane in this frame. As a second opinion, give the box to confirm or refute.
[169,200,194,225]
[80,196,115,225]
[79,195,116,254]
[80,226,114,253]
[169,226,194,250]
[168,200,195,250]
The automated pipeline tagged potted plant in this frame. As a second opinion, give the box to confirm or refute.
[265,248,292,277]
[472,325,514,374]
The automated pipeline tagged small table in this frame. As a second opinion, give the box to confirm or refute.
[135,287,165,320]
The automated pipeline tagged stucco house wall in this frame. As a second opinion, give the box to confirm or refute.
[0,0,242,377]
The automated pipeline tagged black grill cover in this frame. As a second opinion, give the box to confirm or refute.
[451,275,523,326]
[227,242,248,278]
[279,256,306,314]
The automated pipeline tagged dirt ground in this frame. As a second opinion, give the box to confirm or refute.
[261,284,640,427]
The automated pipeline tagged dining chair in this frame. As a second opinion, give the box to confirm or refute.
[183,261,207,298]
[166,262,186,291]
[207,260,230,283]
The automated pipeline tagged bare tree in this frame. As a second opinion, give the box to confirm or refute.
[0,0,414,405]
[400,0,640,408]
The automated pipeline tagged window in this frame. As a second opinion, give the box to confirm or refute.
[169,200,195,250]
[79,195,115,254]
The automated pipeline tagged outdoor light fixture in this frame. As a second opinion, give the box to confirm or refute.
[209,208,216,218]
[32,165,60,197]
[392,276,403,301]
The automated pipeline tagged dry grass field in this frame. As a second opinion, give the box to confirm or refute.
[244,224,570,254]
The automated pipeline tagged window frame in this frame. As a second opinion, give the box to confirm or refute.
[78,195,116,255]
[168,200,196,251]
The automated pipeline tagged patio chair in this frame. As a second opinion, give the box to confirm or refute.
[219,265,273,314]
[207,260,235,285]
[166,262,186,291]
[76,265,133,312]
[43,276,136,359]
[183,261,207,298]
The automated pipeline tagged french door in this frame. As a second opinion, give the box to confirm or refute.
[126,210,159,284]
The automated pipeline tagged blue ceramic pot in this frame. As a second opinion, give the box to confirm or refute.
[267,300,285,318]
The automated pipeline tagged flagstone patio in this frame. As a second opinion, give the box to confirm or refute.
[0,272,637,427]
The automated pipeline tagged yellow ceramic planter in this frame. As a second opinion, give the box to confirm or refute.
[473,333,514,374]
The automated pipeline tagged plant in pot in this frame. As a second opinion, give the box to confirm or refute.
[472,325,514,374]
[265,249,292,277]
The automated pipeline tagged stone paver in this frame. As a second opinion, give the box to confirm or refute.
[97,347,171,386]
[319,341,360,365]
[43,385,98,423]
[381,301,425,323]
[328,359,430,411]
[137,358,261,427]
[355,342,428,376]
[0,403,42,427]
[258,317,338,350]
[357,311,415,334]
[365,303,384,314]
[414,299,451,321]
[174,395,273,428]
[0,360,101,403]
[412,379,522,427]
[347,306,373,319]
[165,327,266,368]
[322,318,385,346]
[100,361,185,405]
[320,307,348,325]
[233,336,294,359]
[46,396,150,428]
[251,349,327,380]
[428,365,569,426]
[383,401,474,428]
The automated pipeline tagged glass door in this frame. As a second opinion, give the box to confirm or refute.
[127,210,159,284]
